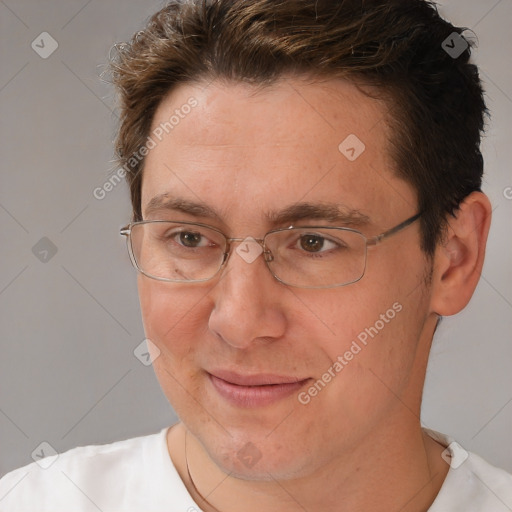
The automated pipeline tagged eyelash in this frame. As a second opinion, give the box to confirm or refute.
[157,227,347,257]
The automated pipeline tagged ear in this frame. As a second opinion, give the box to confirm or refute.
[429,191,492,316]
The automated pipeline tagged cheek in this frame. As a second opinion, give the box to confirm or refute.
[138,277,215,418]
[138,276,209,361]
[308,257,428,401]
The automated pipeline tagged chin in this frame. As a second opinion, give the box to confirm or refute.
[197,428,316,481]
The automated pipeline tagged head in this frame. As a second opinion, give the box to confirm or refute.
[110,0,491,479]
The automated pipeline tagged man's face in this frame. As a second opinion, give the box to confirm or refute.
[138,77,435,479]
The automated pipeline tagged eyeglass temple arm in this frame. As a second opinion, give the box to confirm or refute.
[366,212,422,246]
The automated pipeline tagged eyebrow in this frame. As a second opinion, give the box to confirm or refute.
[144,194,371,227]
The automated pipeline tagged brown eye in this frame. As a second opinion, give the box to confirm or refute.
[300,234,325,252]
[178,231,204,247]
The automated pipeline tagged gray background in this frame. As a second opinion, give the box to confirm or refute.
[0,0,511,478]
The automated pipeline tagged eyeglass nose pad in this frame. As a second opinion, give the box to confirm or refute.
[263,249,274,262]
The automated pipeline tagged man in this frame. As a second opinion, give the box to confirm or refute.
[1,0,510,510]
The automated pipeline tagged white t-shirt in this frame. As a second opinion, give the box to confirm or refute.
[0,427,511,511]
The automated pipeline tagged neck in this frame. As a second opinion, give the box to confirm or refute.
[168,415,449,512]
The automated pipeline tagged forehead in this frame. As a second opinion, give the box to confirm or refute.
[150,76,388,150]
[141,76,415,228]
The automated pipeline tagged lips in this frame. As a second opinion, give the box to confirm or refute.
[209,369,308,386]
[207,369,311,407]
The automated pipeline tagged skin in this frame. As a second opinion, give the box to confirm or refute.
[137,76,492,512]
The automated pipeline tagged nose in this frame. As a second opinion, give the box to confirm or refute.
[207,242,287,350]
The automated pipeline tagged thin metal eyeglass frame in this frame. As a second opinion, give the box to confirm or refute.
[120,212,422,288]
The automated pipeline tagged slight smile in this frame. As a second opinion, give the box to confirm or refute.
[207,370,312,408]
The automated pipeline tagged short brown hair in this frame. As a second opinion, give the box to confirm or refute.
[110,0,487,256]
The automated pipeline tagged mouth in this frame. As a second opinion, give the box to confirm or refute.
[207,369,312,407]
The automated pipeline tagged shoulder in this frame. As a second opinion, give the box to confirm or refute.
[0,428,173,512]
[425,429,512,511]
[470,450,512,494]
[437,451,512,511]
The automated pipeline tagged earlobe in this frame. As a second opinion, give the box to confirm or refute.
[430,192,492,317]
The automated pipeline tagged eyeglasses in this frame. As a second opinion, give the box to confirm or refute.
[120,212,421,289]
